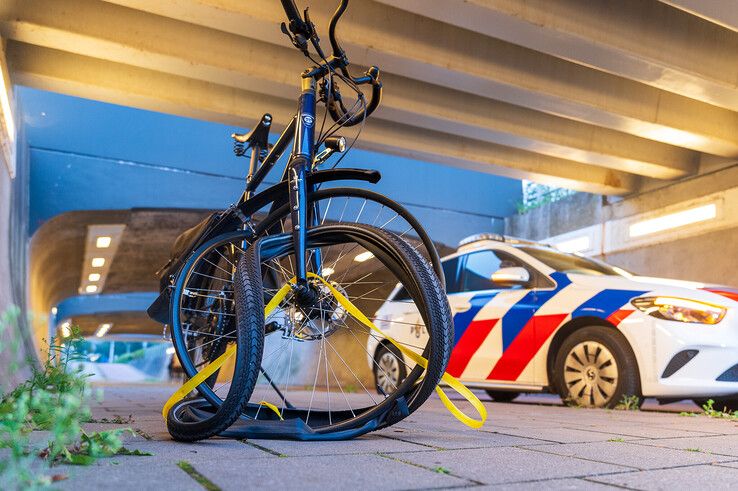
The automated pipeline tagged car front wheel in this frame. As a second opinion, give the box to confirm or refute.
[373,344,407,396]
[554,326,640,409]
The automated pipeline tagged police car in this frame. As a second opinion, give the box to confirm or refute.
[368,234,738,409]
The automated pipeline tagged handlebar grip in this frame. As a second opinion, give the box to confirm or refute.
[364,68,382,116]
[327,66,382,127]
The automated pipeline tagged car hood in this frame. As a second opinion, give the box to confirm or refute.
[564,273,738,306]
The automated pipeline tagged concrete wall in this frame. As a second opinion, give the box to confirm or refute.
[0,149,26,388]
[506,164,738,286]
[0,117,34,390]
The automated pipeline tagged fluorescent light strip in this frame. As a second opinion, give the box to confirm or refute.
[629,204,717,238]
[95,323,112,338]
[96,236,112,248]
[79,224,126,295]
[0,63,14,143]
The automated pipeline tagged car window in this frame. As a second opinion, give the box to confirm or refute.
[442,256,461,294]
[460,250,528,292]
[392,256,461,301]
[517,246,634,277]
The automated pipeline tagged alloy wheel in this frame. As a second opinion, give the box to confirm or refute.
[563,341,618,407]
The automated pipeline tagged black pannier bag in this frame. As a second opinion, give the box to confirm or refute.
[147,210,241,325]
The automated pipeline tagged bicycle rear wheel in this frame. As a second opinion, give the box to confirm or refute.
[232,223,452,438]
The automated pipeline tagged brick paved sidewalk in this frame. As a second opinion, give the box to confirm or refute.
[50,384,738,490]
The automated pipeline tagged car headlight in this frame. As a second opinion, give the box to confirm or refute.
[631,296,726,325]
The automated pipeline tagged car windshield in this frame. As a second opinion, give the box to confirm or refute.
[516,246,633,277]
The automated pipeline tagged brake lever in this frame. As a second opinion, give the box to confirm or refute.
[281,22,309,55]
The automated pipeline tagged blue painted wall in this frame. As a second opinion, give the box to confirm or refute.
[20,86,522,245]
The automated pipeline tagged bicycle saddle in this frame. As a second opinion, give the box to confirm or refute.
[232,113,272,149]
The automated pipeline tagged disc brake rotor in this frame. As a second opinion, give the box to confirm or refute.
[283,278,349,341]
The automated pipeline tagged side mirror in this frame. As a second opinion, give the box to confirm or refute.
[491,267,530,287]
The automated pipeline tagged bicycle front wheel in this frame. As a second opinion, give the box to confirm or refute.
[233,223,452,438]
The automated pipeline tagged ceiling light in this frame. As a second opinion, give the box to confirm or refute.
[95,236,112,248]
[60,321,71,338]
[554,236,590,253]
[354,251,374,263]
[629,204,716,238]
[85,285,98,293]
[321,267,335,276]
[95,323,112,338]
[88,273,101,282]
[91,257,105,268]
[0,61,15,144]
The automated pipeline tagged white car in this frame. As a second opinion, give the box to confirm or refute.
[368,234,738,409]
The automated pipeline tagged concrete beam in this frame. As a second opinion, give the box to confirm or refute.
[99,0,738,157]
[0,0,697,179]
[7,41,639,195]
[661,0,738,32]
[380,0,738,112]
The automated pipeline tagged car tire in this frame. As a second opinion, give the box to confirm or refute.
[374,343,407,396]
[554,326,640,409]
[693,397,738,413]
[485,390,520,402]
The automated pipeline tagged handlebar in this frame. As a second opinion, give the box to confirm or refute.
[279,0,382,126]
[327,0,348,59]
[280,0,305,33]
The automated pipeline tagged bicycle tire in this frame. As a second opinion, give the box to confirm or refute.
[165,250,264,442]
[233,223,452,437]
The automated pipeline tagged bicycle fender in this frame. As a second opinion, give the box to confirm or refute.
[238,168,381,217]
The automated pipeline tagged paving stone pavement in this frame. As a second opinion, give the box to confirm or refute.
[45,384,738,490]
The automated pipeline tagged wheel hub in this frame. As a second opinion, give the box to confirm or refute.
[284,279,348,341]
[563,341,618,407]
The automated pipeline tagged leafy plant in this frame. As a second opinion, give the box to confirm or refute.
[0,308,151,489]
[701,399,738,420]
[615,394,641,411]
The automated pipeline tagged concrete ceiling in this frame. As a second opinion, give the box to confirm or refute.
[3,0,737,195]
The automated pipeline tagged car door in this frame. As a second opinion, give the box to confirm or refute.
[446,249,538,384]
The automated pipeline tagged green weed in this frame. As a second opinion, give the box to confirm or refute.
[615,394,641,411]
[0,307,150,489]
[701,399,738,420]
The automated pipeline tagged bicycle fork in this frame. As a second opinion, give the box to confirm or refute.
[288,76,319,298]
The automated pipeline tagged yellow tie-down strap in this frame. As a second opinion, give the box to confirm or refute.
[163,273,487,429]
